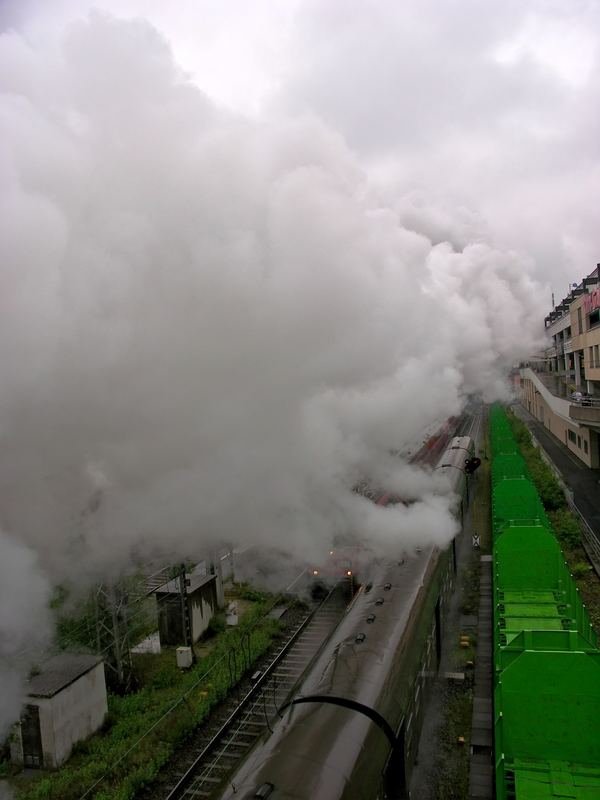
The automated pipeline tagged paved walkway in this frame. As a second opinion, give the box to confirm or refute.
[512,404,600,540]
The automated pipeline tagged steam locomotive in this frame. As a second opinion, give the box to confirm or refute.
[216,434,476,800]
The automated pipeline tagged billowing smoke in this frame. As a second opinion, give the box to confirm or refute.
[0,533,51,737]
[0,12,545,732]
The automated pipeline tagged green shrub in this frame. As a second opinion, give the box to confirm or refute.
[549,509,582,549]
[205,611,226,638]
[16,603,281,800]
[149,663,179,690]
[513,423,532,448]
[571,562,592,579]
[238,584,268,602]
[526,460,567,511]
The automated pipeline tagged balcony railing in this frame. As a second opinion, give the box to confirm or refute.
[555,339,573,354]
[570,396,600,408]
[523,365,600,407]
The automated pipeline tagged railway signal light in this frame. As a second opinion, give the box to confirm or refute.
[464,456,481,474]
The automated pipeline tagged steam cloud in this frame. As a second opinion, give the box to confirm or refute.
[0,533,51,739]
[0,13,545,735]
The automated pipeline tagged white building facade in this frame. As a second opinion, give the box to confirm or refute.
[11,654,107,769]
[520,266,600,468]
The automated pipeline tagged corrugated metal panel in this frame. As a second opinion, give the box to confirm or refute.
[26,653,103,698]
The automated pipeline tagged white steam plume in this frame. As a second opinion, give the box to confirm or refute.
[1,12,545,730]
[0,532,51,738]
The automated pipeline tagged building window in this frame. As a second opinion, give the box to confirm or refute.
[578,307,583,335]
[577,435,581,448]
[584,440,589,454]
[590,309,600,329]
[568,430,577,444]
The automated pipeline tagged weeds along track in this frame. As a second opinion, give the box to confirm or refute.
[146,585,348,800]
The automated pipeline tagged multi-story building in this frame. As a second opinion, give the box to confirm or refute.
[520,266,600,468]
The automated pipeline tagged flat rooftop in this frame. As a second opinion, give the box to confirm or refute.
[26,653,104,698]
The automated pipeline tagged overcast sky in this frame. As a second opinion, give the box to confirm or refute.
[3,0,600,298]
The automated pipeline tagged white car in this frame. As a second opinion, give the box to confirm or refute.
[571,391,593,405]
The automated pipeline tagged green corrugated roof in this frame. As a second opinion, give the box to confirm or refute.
[513,765,600,799]
[491,439,519,457]
[493,453,528,483]
[502,591,557,603]
[494,525,559,589]
[503,617,564,631]
[504,603,563,617]
[493,482,549,534]
[495,641,600,767]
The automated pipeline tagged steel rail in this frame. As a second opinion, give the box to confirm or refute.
[571,501,600,576]
[164,585,341,800]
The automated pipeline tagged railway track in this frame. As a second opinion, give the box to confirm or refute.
[159,584,348,800]
[143,415,484,800]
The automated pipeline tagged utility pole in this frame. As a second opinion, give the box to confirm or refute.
[178,565,193,650]
[84,485,136,688]
[210,552,225,607]
[95,582,132,691]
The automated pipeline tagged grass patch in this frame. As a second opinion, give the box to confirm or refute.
[131,650,180,690]
[12,600,284,800]
[0,757,14,779]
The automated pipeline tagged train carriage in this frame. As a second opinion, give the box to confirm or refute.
[490,406,600,799]
[216,433,476,800]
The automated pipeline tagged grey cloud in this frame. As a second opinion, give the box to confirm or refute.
[273,0,600,289]
[276,0,560,152]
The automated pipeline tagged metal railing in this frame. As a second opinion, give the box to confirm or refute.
[524,366,600,406]
[571,502,600,578]
[569,395,600,408]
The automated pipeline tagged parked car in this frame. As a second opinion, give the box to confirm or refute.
[570,391,593,405]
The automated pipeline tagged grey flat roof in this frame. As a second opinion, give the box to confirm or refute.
[26,653,104,698]
[154,572,217,596]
